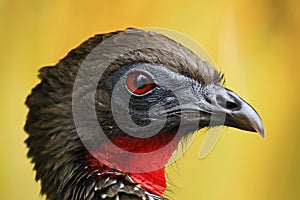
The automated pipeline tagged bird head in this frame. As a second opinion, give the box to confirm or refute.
[25,28,264,199]
[97,62,264,138]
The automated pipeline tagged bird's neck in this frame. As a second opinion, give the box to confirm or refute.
[88,132,182,196]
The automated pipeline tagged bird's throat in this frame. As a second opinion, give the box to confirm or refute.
[87,132,182,196]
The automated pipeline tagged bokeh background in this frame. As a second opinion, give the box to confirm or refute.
[1,0,299,199]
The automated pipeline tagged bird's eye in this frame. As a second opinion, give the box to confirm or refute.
[126,71,154,95]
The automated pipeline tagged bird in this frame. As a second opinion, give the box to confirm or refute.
[24,28,264,200]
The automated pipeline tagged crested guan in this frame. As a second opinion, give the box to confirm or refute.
[25,28,264,200]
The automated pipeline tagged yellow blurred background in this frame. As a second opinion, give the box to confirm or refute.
[1,0,299,199]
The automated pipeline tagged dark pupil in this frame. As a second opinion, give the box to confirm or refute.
[134,74,148,89]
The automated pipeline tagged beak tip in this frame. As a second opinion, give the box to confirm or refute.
[252,118,265,139]
[258,127,266,139]
[250,118,265,139]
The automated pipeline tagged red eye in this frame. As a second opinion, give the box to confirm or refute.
[126,71,154,95]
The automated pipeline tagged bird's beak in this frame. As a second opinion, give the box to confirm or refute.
[224,97,265,138]
[203,85,265,138]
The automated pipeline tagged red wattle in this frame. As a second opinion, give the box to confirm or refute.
[88,132,183,196]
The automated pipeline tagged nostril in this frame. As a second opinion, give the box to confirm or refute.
[226,101,239,110]
[216,94,239,110]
